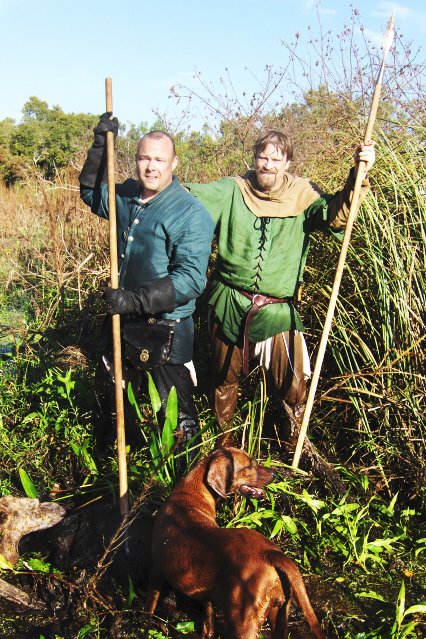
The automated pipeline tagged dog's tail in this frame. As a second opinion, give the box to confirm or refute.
[268,551,325,639]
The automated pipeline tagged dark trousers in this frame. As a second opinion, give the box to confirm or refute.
[150,363,197,427]
[210,320,307,444]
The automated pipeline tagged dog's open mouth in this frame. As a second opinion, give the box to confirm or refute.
[239,485,265,499]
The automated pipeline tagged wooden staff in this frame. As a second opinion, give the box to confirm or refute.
[292,16,395,469]
[105,77,129,515]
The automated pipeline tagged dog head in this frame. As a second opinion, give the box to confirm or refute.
[206,447,276,499]
[0,496,66,563]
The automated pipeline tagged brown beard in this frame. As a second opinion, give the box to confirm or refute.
[255,171,278,191]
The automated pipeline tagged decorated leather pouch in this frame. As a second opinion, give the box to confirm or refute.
[122,321,174,371]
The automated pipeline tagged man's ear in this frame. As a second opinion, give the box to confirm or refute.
[172,155,178,171]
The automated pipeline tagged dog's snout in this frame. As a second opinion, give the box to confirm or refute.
[259,464,276,478]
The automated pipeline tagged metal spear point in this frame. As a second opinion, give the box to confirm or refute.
[291,16,395,470]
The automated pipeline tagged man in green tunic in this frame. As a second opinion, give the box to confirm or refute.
[186,129,375,447]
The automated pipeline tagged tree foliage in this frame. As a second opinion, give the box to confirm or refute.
[0,97,98,183]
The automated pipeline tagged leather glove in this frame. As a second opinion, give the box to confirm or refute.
[78,113,119,188]
[104,277,176,315]
[93,112,119,147]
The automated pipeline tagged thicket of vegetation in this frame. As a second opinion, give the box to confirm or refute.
[0,9,425,639]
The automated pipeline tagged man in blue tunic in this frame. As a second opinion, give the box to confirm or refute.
[79,114,214,462]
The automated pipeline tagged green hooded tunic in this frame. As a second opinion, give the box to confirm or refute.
[186,171,368,344]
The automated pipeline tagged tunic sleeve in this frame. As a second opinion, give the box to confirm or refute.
[184,178,236,225]
[80,183,110,219]
[167,202,215,306]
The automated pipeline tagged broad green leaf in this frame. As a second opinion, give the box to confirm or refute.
[400,621,420,638]
[147,372,162,414]
[70,442,80,456]
[0,554,14,570]
[281,515,299,535]
[149,430,160,464]
[368,536,402,551]
[127,381,143,420]
[175,621,195,633]
[162,417,175,452]
[403,603,426,616]
[396,580,406,625]
[19,468,38,498]
[270,519,283,537]
[78,623,98,638]
[300,490,326,512]
[127,576,136,607]
[331,503,360,515]
[23,557,52,572]
[165,386,178,427]
[388,492,398,515]
[356,590,386,601]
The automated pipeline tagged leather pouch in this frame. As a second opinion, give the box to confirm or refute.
[122,321,174,371]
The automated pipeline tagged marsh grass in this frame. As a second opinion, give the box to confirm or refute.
[302,131,426,498]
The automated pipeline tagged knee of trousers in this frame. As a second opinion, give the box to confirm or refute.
[269,332,308,408]
[214,384,238,429]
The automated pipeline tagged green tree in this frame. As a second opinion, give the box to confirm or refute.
[0,97,98,183]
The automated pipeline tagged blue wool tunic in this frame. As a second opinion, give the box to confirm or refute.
[81,176,214,362]
[81,176,214,319]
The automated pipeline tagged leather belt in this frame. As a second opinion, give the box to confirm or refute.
[123,315,190,325]
[238,289,293,375]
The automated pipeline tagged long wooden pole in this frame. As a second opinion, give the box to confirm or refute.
[292,16,395,469]
[105,77,129,515]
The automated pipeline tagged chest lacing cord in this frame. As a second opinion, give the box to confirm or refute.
[239,218,295,376]
[251,216,270,290]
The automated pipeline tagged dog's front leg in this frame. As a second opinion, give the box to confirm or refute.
[201,601,214,639]
[144,566,166,616]
[144,586,161,615]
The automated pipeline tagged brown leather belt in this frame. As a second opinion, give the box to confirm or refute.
[238,289,293,375]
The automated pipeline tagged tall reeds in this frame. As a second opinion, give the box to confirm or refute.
[308,130,425,494]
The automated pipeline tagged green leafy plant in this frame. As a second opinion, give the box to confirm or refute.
[128,373,179,484]
[70,439,98,481]
[353,581,426,639]
[19,468,38,497]
[390,581,426,639]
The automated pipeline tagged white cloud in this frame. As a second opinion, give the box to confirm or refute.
[372,1,426,36]
[373,0,426,27]
[373,2,415,19]
[362,27,386,48]
[303,0,336,15]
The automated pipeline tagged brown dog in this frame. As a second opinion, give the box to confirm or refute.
[146,447,325,639]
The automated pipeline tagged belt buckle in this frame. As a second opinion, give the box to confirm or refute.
[252,293,264,307]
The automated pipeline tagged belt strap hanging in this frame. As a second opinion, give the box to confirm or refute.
[238,290,293,375]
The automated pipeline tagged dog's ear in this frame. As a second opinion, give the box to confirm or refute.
[206,450,234,498]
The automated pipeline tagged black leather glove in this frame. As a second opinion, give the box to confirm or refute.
[78,112,119,188]
[104,277,176,315]
[93,112,119,147]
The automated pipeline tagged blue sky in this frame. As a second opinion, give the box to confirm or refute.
[1,0,424,130]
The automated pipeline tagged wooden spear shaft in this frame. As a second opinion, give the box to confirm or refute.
[292,16,395,469]
[105,77,129,515]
